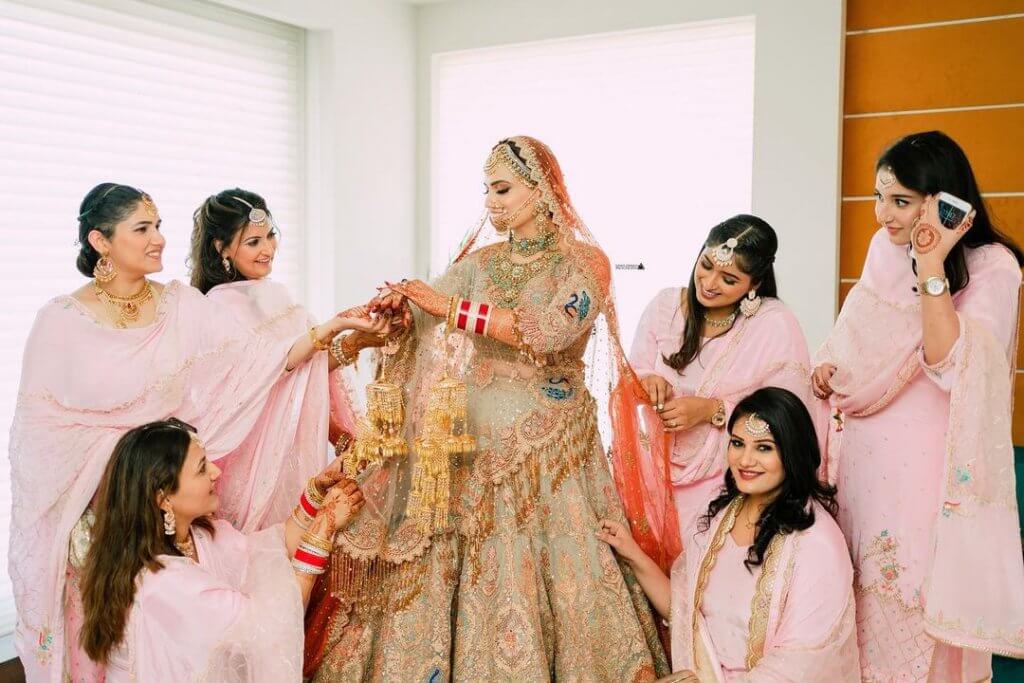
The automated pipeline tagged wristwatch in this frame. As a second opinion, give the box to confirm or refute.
[710,399,727,428]
[920,276,950,297]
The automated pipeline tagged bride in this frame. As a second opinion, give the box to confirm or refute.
[305,136,669,681]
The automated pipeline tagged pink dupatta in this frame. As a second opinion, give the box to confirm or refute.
[669,498,860,681]
[9,281,293,682]
[207,280,357,532]
[817,229,1024,657]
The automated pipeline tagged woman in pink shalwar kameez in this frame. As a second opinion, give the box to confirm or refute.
[9,183,376,682]
[189,188,383,532]
[599,387,859,682]
[815,131,1024,680]
[629,215,820,533]
[79,418,364,682]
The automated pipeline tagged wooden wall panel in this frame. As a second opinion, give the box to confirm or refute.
[839,200,876,280]
[846,19,1024,113]
[841,107,1024,196]
[848,0,1024,31]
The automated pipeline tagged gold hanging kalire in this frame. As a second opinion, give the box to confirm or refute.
[345,341,408,476]
[408,333,475,534]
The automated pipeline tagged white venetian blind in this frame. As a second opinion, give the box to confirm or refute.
[433,18,756,352]
[0,0,304,658]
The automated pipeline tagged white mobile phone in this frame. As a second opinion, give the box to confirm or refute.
[936,191,972,230]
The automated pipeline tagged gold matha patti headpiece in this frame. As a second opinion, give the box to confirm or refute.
[485,141,536,188]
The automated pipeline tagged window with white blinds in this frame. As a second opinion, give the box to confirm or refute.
[432,18,755,352]
[0,0,304,658]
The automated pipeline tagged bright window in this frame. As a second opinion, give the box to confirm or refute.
[0,0,304,656]
[432,18,755,352]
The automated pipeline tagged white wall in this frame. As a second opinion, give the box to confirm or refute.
[214,0,418,316]
[415,0,845,349]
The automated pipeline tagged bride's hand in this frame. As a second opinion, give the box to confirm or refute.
[385,279,447,319]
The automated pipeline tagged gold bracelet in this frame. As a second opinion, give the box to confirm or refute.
[309,326,330,352]
[334,431,353,457]
[330,335,359,367]
[306,477,326,508]
[291,505,312,530]
[300,531,334,554]
[445,296,458,333]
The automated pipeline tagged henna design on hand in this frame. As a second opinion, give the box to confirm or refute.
[912,223,940,255]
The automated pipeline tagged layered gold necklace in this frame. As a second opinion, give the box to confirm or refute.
[174,531,197,561]
[93,279,154,328]
[484,245,562,309]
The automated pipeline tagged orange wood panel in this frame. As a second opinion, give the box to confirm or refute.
[1015,374,1024,445]
[845,18,1024,114]
[987,196,1024,246]
[839,200,877,280]
[848,0,1024,32]
[841,107,1024,196]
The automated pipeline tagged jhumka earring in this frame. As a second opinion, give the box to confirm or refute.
[93,254,117,283]
[163,507,176,535]
[739,288,762,317]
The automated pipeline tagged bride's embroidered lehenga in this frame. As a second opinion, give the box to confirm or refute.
[305,137,669,681]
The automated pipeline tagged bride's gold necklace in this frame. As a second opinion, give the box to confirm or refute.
[485,243,562,309]
[93,279,154,328]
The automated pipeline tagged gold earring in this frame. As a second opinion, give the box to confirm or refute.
[93,254,117,283]
[163,507,176,535]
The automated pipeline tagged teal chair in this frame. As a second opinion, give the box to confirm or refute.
[992,446,1024,681]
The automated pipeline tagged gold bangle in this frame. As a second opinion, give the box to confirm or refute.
[300,531,334,554]
[330,335,359,367]
[291,505,312,530]
[309,326,330,352]
[446,296,458,333]
[306,477,326,507]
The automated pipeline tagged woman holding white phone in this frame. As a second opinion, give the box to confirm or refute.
[813,131,1024,680]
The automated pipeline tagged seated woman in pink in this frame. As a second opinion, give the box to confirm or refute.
[80,418,364,682]
[190,188,388,531]
[629,215,819,532]
[599,387,858,682]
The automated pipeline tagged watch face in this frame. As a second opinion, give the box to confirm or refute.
[925,277,947,296]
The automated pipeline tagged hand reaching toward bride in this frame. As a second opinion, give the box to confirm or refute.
[383,279,447,319]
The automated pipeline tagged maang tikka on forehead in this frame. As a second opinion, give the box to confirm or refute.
[485,142,536,188]
[706,227,754,269]
[231,196,268,226]
[744,413,772,438]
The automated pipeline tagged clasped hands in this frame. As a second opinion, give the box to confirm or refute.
[639,374,720,433]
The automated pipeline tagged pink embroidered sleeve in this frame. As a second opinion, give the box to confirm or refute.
[629,289,672,377]
[919,251,1021,392]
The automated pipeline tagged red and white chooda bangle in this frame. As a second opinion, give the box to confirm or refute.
[453,299,491,335]
[292,532,332,575]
